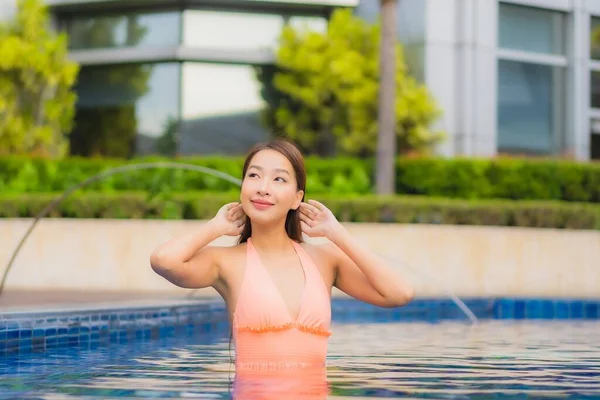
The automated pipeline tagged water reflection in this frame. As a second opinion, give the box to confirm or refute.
[0,321,599,399]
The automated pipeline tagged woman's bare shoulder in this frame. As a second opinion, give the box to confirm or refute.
[299,241,338,267]
[213,242,247,277]
[299,241,337,286]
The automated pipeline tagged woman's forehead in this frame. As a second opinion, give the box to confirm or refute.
[249,149,294,171]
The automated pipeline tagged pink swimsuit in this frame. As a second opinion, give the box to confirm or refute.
[232,238,332,398]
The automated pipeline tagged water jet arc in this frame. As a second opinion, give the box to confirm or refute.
[0,162,241,295]
[379,254,479,325]
[1,162,478,326]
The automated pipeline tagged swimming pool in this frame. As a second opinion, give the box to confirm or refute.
[1,299,599,399]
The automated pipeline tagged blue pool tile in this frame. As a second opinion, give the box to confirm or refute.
[571,301,584,318]
[19,338,32,350]
[20,329,32,338]
[542,300,555,318]
[555,302,570,319]
[68,327,80,335]
[514,300,525,319]
[33,329,45,338]
[584,302,598,319]
[45,337,58,349]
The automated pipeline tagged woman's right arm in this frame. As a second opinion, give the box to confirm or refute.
[150,203,245,289]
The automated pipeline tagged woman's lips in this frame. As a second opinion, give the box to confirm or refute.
[251,200,273,210]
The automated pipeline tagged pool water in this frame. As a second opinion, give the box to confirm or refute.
[1,320,599,399]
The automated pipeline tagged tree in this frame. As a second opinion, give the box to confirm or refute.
[0,0,79,157]
[258,8,443,158]
[377,0,397,194]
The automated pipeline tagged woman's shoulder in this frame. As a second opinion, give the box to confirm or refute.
[298,240,339,267]
[213,242,247,262]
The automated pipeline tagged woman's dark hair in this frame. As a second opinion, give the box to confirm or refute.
[237,138,306,244]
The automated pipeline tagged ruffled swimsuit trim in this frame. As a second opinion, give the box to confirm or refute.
[236,322,332,337]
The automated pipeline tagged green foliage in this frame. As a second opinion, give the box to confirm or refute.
[0,155,373,195]
[1,155,600,202]
[257,9,444,156]
[395,157,600,202]
[0,0,79,157]
[1,191,598,230]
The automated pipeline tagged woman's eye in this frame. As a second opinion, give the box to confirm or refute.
[275,177,286,182]
[248,173,258,178]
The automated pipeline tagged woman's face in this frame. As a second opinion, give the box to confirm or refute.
[240,149,304,225]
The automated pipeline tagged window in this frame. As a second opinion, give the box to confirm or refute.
[287,16,328,34]
[179,63,269,155]
[591,119,600,160]
[498,3,565,55]
[183,11,284,52]
[591,71,600,109]
[591,17,600,60]
[67,11,180,50]
[496,3,566,156]
[70,63,180,158]
[497,60,564,154]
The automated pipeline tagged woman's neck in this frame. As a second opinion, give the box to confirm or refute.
[249,222,293,253]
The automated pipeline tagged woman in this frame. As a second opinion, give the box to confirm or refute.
[150,138,414,398]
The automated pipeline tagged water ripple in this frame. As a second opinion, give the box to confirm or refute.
[0,321,599,399]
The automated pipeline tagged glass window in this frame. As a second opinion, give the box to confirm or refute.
[67,11,180,50]
[591,17,600,60]
[180,62,269,155]
[591,71,600,109]
[498,3,565,55]
[70,63,180,158]
[287,16,328,34]
[183,10,284,52]
[591,119,600,160]
[497,60,565,155]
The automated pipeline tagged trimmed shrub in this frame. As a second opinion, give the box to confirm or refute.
[1,192,598,230]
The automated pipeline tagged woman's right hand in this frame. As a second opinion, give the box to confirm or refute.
[211,202,246,237]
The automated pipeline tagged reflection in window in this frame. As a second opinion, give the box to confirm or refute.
[183,10,283,51]
[67,12,180,50]
[497,60,564,155]
[180,63,269,155]
[498,4,565,55]
[70,63,180,158]
[592,17,600,60]
[591,71,600,109]
[591,119,600,160]
[287,16,328,34]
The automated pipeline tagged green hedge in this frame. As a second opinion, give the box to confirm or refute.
[1,192,598,230]
[1,155,599,202]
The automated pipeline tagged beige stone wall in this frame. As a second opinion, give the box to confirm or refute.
[1,218,598,298]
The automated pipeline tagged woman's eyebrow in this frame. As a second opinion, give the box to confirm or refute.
[248,165,290,175]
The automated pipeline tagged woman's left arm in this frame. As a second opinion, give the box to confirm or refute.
[299,200,415,308]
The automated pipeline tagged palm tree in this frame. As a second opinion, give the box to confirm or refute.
[376,0,397,195]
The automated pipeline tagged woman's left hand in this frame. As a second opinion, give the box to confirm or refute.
[299,200,342,239]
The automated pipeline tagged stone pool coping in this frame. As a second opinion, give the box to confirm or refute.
[1,297,599,357]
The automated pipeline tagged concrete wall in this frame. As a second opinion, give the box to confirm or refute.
[1,219,598,298]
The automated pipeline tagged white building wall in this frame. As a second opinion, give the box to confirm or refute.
[422,0,594,160]
[0,0,17,21]
[421,0,497,158]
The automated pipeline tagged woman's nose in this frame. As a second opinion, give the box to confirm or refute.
[257,179,270,195]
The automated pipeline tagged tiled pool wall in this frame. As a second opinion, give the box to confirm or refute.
[1,297,599,357]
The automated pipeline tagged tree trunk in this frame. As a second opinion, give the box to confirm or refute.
[376,0,398,195]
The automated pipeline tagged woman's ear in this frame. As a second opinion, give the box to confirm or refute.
[292,190,304,210]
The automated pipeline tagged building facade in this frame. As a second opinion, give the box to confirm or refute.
[1,0,599,160]
[360,0,600,161]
